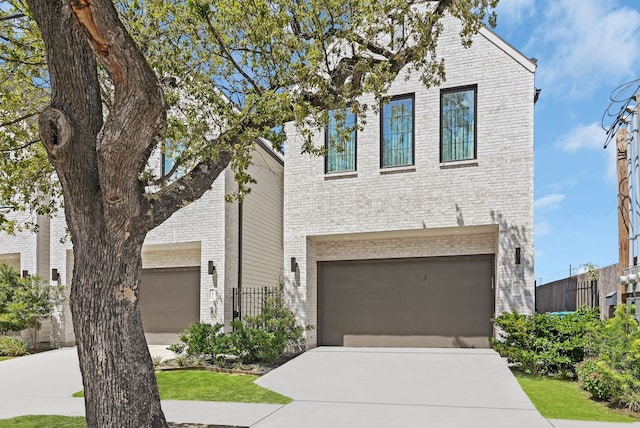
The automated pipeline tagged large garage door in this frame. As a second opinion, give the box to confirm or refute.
[140,267,200,334]
[318,254,494,348]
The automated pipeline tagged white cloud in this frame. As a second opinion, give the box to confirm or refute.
[535,194,565,210]
[535,222,551,236]
[495,0,536,26]
[556,122,606,153]
[555,122,617,181]
[531,0,640,98]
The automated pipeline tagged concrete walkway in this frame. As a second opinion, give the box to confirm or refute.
[0,346,639,427]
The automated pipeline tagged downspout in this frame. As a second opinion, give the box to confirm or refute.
[238,201,243,320]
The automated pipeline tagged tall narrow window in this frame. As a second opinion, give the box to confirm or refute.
[441,86,476,162]
[326,109,356,173]
[381,95,414,168]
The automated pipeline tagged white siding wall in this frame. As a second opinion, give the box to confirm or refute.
[241,145,284,289]
[283,17,535,346]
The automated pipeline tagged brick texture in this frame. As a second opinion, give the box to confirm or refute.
[283,17,535,347]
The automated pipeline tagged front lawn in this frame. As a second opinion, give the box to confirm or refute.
[515,371,638,422]
[0,357,12,362]
[73,369,292,404]
[0,415,86,427]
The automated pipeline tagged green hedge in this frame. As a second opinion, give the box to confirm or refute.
[491,306,601,376]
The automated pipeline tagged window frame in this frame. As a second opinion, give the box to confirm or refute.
[324,108,358,174]
[440,85,477,163]
[379,93,415,169]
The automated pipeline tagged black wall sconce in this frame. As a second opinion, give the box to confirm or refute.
[515,247,521,265]
[208,261,215,275]
[291,257,298,272]
[22,270,29,278]
[51,268,60,282]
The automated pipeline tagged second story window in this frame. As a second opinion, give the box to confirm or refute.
[441,86,477,162]
[326,109,356,173]
[381,95,414,168]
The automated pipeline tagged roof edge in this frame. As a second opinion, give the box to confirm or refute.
[256,137,284,166]
[478,26,537,73]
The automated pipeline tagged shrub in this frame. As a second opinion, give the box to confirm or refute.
[168,322,230,362]
[228,297,308,364]
[0,264,65,349]
[577,304,640,410]
[0,335,29,357]
[577,358,622,400]
[491,306,601,376]
[171,296,310,364]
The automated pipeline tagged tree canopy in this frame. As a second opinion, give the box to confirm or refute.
[1,0,497,231]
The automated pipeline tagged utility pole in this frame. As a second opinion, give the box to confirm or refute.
[617,126,630,299]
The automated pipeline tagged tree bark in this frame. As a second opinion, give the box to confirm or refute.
[26,0,169,426]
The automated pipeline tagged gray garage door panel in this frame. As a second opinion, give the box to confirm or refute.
[318,255,494,347]
[140,267,200,334]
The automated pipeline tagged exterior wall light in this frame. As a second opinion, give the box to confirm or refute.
[208,261,215,275]
[291,257,298,272]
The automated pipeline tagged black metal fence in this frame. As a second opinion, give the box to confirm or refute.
[566,280,598,311]
[232,286,283,321]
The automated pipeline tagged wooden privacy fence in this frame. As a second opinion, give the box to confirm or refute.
[536,277,597,312]
[535,264,620,317]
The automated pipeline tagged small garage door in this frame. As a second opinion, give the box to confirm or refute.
[318,254,494,348]
[140,267,200,334]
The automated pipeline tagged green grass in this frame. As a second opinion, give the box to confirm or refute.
[515,371,639,422]
[73,369,292,404]
[0,357,13,362]
[0,415,86,427]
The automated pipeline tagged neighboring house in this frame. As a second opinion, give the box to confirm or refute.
[283,16,537,348]
[1,139,283,346]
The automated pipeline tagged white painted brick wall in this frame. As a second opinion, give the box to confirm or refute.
[284,17,535,346]
[0,211,40,275]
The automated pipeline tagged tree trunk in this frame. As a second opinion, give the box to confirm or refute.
[26,1,169,426]
[71,234,167,427]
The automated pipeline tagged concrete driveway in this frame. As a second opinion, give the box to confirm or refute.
[1,346,639,427]
[255,347,550,428]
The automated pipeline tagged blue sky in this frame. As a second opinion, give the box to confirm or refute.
[490,0,640,284]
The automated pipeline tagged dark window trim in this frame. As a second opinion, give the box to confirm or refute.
[440,84,478,163]
[380,93,415,169]
[324,109,358,174]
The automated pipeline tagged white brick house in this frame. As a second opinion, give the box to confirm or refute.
[1,139,284,346]
[283,17,536,348]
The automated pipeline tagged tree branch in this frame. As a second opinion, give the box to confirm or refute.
[0,13,26,22]
[0,139,40,153]
[202,14,265,97]
[0,111,40,128]
[145,149,233,230]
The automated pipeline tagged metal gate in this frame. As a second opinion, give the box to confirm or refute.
[232,286,282,321]
[565,280,598,311]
